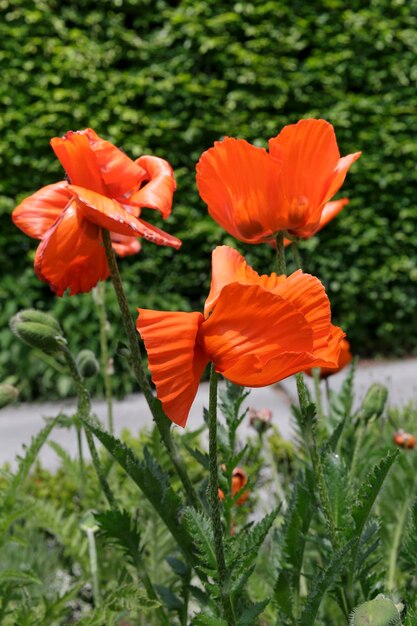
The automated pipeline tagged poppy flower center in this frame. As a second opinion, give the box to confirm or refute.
[289,195,309,227]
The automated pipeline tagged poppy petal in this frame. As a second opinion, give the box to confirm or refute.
[34,202,109,296]
[129,156,176,218]
[196,137,284,244]
[200,283,313,377]
[273,270,332,353]
[111,233,142,257]
[68,185,182,249]
[204,246,284,317]
[268,119,341,226]
[87,133,147,200]
[51,130,106,195]
[322,153,362,206]
[136,310,209,427]
[12,181,71,239]
[294,198,350,239]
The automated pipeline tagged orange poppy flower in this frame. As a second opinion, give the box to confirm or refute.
[393,430,417,450]
[137,245,345,427]
[304,338,352,379]
[218,467,249,505]
[284,198,349,246]
[196,119,361,244]
[12,129,181,296]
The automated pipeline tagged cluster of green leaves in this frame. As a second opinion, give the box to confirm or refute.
[2,0,417,397]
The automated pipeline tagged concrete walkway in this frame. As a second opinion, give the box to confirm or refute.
[1,357,416,470]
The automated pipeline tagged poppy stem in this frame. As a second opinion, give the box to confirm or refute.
[312,368,324,420]
[208,364,236,626]
[94,282,114,434]
[101,228,200,510]
[275,231,287,275]
[63,347,116,509]
[292,242,303,270]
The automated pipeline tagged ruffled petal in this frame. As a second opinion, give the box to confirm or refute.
[136,310,209,427]
[87,133,147,199]
[34,202,109,296]
[204,246,284,317]
[273,271,332,354]
[129,156,176,218]
[51,130,106,195]
[68,185,182,249]
[196,137,284,244]
[200,283,313,377]
[111,233,142,257]
[12,181,71,239]
[305,337,352,378]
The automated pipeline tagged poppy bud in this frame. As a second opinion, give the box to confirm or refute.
[218,467,249,505]
[359,383,388,423]
[350,594,402,625]
[393,429,417,450]
[10,310,66,355]
[76,350,100,378]
[0,383,19,409]
[248,407,273,434]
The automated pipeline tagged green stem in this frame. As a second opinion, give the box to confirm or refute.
[76,424,85,494]
[275,231,287,275]
[313,368,324,421]
[208,365,236,626]
[291,242,302,269]
[101,228,200,510]
[95,282,114,434]
[63,348,116,508]
[86,528,101,607]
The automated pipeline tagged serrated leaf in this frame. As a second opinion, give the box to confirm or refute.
[299,539,356,626]
[96,508,141,566]
[183,507,217,573]
[238,598,270,624]
[80,415,196,560]
[230,507,279,579]
[351,451,399,539]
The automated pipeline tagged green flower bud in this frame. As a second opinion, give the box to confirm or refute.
[16,309,62,334]
[0,383,19,409]
[359,383,388,423]
[10,311,66,355]
[76,350,100,378]
[350,595,401,625]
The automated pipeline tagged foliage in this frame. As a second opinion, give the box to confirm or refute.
[2,0,417,397]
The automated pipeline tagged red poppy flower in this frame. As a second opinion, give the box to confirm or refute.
[196,119,361,244]
[12,129,181,296]
[284,198,349,246]
[137,245,345,427]
[393,430,417,450]
[304,338,352,379]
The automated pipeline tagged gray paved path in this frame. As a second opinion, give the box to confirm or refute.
[1,358,416,469]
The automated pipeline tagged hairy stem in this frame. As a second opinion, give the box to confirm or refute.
[101,228,200,509]
[63,348,116,508]
[313,368,324,421]
[275,231,287,275]
[95,282,114,434]
[208,365,236,626]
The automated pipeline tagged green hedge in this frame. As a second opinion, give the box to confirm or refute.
[1,0,417,398]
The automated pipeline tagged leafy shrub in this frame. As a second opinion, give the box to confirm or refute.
[2,0,417,397]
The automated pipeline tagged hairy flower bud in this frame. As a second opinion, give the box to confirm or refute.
[359,383,388,423]
[10,309,66,355]
[0,383,19,409]
[76,350,100,378]
[248,407,273,434]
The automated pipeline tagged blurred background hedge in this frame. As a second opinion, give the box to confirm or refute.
[1,0,417,399]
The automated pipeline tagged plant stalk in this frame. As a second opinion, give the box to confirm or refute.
[95,282,114,434]
[101,228,200,510]
[208,365,236,626]
[275,231,287,275]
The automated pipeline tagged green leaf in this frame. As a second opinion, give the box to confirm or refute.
[299,539,356,626]
[351,450,399,539]
[0,569,41,586]
[96,508,141,566]
[238,598,270,625]
[193,613,228,626]
[80,416,196,560]
[155,584,183,611]
[183,507,217,574]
